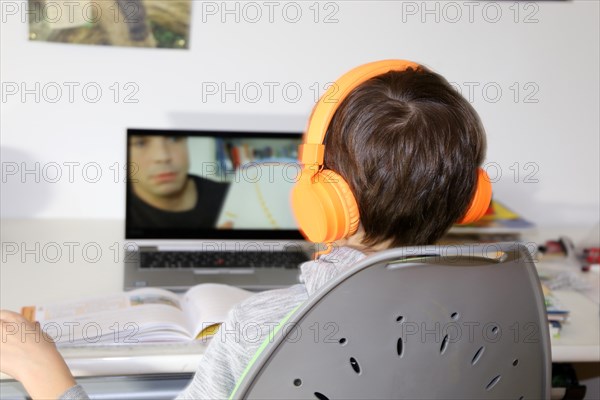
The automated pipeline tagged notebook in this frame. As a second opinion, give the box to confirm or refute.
[123,128,315,292]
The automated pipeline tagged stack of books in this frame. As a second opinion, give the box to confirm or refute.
[441,199,535,244]
[542,284,570,338]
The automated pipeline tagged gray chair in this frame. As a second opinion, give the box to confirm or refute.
[230,242,551,399]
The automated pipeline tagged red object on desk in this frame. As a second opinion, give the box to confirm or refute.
[584,248,600,264]
[545,240,566,255]
[578,247,599,272]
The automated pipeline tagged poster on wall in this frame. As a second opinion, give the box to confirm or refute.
[27,0,191,49]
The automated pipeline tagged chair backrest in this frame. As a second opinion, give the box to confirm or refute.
[230,243,551,400]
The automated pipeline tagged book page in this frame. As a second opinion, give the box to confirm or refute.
[30,288,193,345]
[46,305,193,345]
[181,283,254,338]
[32,287,182,320]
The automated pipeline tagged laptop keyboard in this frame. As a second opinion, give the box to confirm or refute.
[139,251,309,269]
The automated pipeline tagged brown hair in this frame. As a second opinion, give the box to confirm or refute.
[323,66,487,246]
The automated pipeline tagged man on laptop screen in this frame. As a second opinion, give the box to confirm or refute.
[126,131,303,238]
[128,135,231,230]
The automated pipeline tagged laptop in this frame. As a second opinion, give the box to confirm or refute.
[123,128,316,292]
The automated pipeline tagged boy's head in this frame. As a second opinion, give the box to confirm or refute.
[292,60,491,249]
[322,65,487,247]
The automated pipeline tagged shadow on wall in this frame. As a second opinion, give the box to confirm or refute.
[0,147,54,218]
[167,112,308,133]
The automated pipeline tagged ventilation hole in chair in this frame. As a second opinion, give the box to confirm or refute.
[485,375,501,391]
[471,346,485,366]
[440,334,449,355]
[491,326,499,335]
[314,392,330,400]
[339,337,347,345]
[450,312,460,320]
[397,337,404,357]
[293,379,302,387]
[518,396,524,400]
[512,359,519,367]
[349,357,361,374]
[396,315,404,323]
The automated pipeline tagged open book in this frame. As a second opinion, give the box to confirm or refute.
[21,284,254,346]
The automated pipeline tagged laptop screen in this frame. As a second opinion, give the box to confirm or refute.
[126,129,305,240]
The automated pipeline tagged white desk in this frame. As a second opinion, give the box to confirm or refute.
[551,290,600,362]
[1,219,599,380]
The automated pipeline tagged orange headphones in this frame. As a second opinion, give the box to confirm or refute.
[291,60,493,244]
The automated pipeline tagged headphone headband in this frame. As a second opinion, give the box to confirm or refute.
[300,59,421,166]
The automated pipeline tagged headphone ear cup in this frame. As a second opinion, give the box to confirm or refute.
[291,169,360,243]
[320,170,360,238]
[457,168,493,225]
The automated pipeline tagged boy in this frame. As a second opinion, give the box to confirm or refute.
[0,60,487,399]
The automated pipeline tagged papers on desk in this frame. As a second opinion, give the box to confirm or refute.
[536,245,599,342]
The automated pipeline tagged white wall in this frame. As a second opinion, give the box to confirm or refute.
[1,0,599,230]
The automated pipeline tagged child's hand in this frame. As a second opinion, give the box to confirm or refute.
[0,310,76,399]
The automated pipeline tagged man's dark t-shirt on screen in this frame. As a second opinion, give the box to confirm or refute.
[128,175,230,229]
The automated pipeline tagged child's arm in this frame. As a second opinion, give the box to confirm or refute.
[0,310,78,399]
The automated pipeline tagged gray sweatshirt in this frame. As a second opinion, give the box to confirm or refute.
[60,246,366,400]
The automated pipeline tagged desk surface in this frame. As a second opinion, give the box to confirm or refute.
[1,219,599,380]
